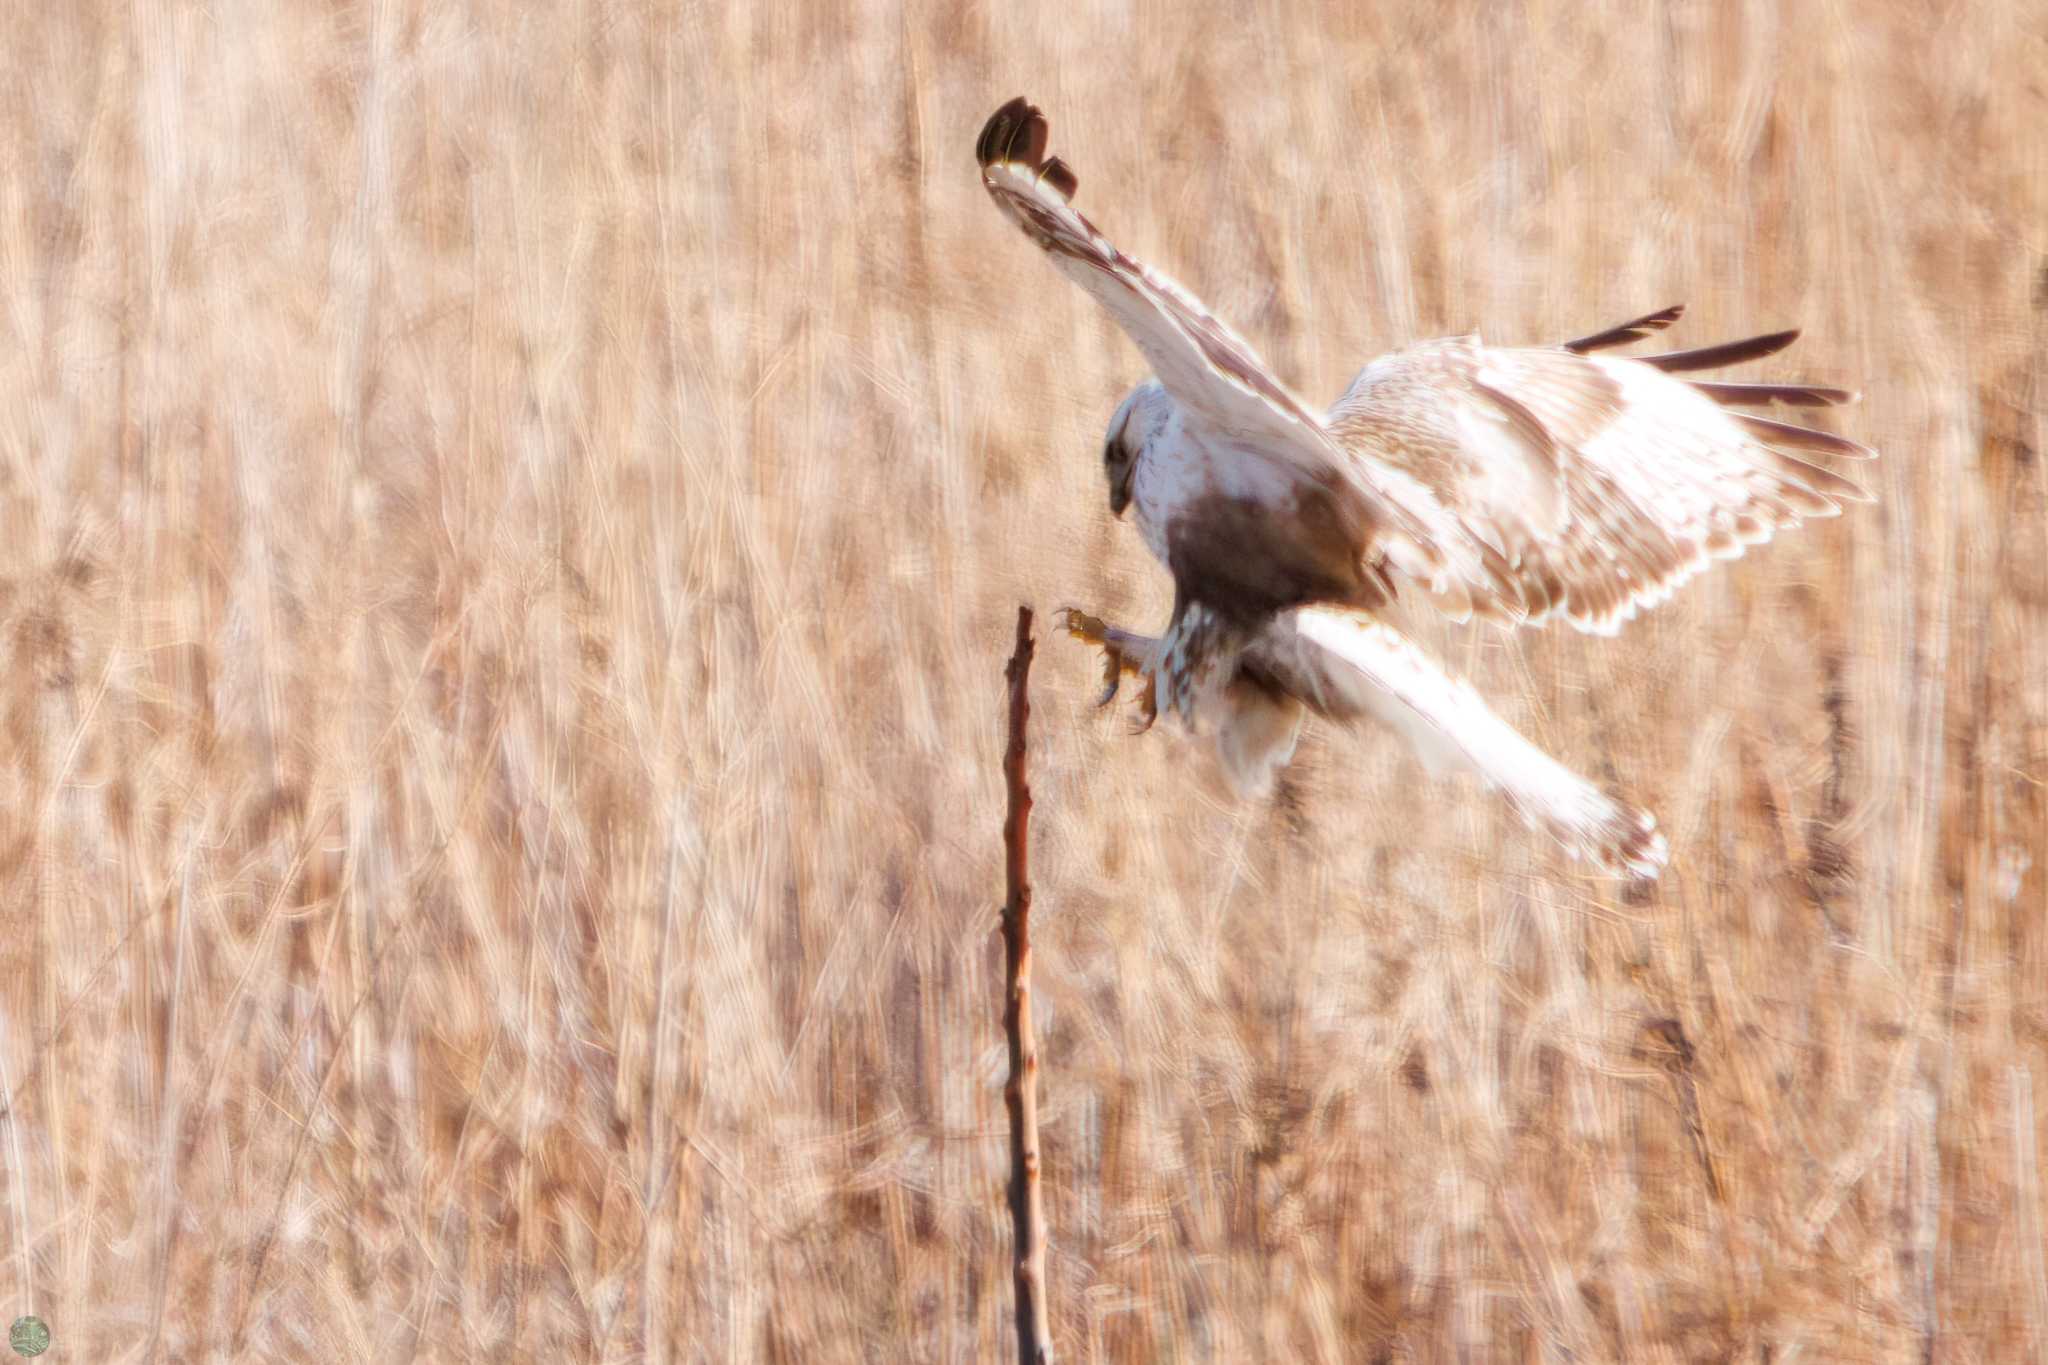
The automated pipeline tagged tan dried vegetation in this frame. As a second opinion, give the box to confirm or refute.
[0,2,2044,1360]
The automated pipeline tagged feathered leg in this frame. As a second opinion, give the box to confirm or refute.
[1064,608,1301,795]
[1155,598,1242,727]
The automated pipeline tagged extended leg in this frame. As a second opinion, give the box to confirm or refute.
[1059,609,1160,732]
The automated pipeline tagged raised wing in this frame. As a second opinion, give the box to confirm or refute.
[1326,310,1873,634]
[976,98,1330,452]
[975,97,1472,603]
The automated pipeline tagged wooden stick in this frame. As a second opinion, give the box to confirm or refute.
[1001,605,1053,1364]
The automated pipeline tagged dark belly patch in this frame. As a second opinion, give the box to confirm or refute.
[1165,475,1385,625]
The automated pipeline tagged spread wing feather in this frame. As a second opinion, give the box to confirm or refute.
[1560,305,1686,354]
[1636,327,1803,373]
[1326,319,1874,635]
[1689,380,1859,409]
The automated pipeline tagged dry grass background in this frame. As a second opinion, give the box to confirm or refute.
[0,1,2044,1360]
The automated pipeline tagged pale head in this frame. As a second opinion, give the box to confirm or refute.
[1102,380,1172,517]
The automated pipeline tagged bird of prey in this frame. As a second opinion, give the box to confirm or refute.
[975,97,1873,878]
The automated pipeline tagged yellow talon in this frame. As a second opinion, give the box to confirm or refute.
[1129,673,1158,733]
[1059,607,1108,645]
[1096,650,1123,707]
[1061,607,1155,723]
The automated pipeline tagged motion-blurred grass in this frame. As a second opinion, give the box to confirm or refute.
[0,2,2043,1359]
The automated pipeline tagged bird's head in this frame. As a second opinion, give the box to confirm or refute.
[1102,380,1171,518]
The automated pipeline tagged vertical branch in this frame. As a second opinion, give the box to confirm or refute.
[2015,1067,2048,1356]
[1001,605,1052,1364]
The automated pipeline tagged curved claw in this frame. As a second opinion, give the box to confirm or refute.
[1128,674,1158,733]
[1095,650,1123,708]
[1064,607,1125,707]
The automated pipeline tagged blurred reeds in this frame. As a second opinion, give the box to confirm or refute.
[0,2,2043,1359]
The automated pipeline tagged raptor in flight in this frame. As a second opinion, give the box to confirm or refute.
[975,97,1873,878]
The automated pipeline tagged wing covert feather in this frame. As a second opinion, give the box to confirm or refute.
[1326,323,1873,634]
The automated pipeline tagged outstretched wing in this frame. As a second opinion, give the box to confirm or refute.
[1326,308,1873,634]
[1265,609,1668,878]
[975,97,1328,453]
[975,98,1471,602]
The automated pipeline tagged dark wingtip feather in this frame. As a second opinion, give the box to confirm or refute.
[1602,804,1670,881]
[1735,412,1878,460]
[1773,455,1877,506]
[1562,304,1686,354]
[1690,380,1859,408]
[1039,155,1078,199]
[1641,328,1801,373]
[976,96,1043,170]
